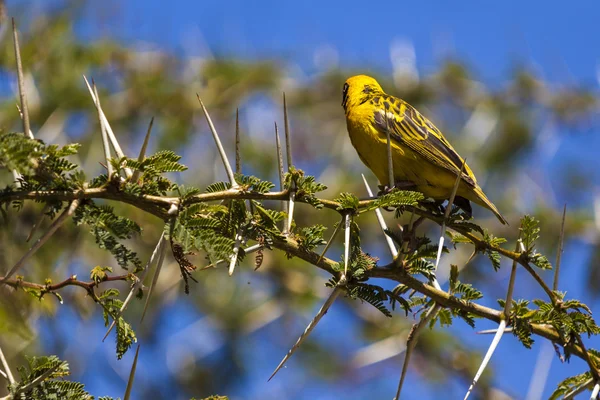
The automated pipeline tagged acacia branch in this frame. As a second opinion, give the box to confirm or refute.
[3,186,599,372]
[2,274,130,295]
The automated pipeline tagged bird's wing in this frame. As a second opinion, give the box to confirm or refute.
[371,94,476,187]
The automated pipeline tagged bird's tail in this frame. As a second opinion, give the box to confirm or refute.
[472,186,508,225]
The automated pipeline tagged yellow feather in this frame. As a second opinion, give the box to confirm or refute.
[343,75,507,225]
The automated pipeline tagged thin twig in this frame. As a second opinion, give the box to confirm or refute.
[268,286,342,381]
[0,345,14,385]
[1,199,80,284]
[92,83,114,178]
[25,204,49,242]
[553,204,567,291]
[2,274,129,293]
[196,95,237,187]
[394,303,440,400]
[576,335,600,381]
[131,117,154,182]
[362,174,398,258]
[12,18,32,140]
[317,217,343,265]
[123,345,140,400]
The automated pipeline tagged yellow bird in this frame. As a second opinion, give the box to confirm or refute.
[342,75,507,225]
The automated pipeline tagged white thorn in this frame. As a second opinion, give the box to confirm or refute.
[197,95,238,187]
[82,75,133,178]
[464,319,507,400]
[343,213,351,277]
[362,174,398,258]
[228,231,243,276]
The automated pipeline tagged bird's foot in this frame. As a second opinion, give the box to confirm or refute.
[376,180,417,197]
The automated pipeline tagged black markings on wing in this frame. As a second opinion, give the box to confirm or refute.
[372,95,475,187]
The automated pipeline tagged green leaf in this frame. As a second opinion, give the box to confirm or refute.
[90,266,113,284]
[13,355,92,400]
[296,225,327,252]
[520,215,540,252]
[550,371,592,400]
[99,289,137,359]
[285,167,327,208]
[363,189,424,212]
[334,192,359,211]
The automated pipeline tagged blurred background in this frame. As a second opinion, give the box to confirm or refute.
[1,0,600,399]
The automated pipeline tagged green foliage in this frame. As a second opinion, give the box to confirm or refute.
[73,202,142,271]
[11,355,93,400]
[449,266,483,302]
[449,220,484,235]
[520,215,541,252]
[334,192,359,211]
[482,230,507,270]
[403,237,448,281]
[90,266,113,284]
[520,215,553,270]
[500,295,600,352]
[429,265,481,328]
[0,133,80,178]
[328,280,411,317]
[121,150,186,195]
[2,25,599,398]
[498,299,535,348]
[98,289,137,359]
[362,189,424,212]
[549,371,592,399]
[446,231,473,247]
[296,224,327,252]
[235,173,275,194]
[284,167,327,208]
[205,181,232,193]
[0,133,82,215]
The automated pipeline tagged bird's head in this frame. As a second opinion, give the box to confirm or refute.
[342,75,383,111]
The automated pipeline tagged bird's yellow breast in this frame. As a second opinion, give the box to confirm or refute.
[345,105,461,199]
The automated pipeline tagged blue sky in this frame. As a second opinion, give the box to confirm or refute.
[75,0,600,84]
[9,1,600,399]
